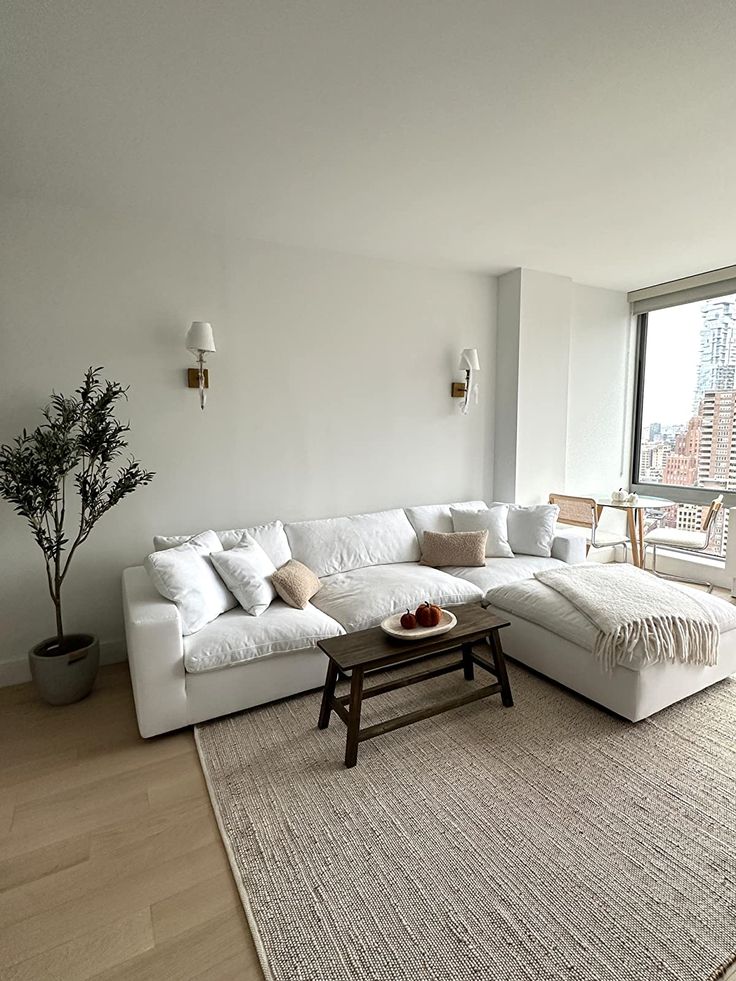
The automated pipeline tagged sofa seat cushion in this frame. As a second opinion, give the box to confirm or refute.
[285,509,420,578]
[446,556,565,599]
[183,601,344,674]
[485,577,736,671]
[310,563,483,633]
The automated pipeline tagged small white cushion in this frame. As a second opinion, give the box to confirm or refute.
[451,505,513,558]
[210,536,277,617]
[311,563,483,633]
[404,501,487,541]
[153,520,291,568]
[492,503,560,557]
[644,528,709,550]
[183,601,344,673]
[144,530,237,636]
[285,509,420,578]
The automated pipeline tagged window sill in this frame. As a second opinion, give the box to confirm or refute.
[654,547,725,568]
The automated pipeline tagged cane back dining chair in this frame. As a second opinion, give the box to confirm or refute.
[548,493,629,555]
[642,494,724,593]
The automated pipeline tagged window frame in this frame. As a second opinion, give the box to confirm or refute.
[630,310,736,512]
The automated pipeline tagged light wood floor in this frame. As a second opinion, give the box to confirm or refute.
[2,651,733,981]
[0,663,264,981]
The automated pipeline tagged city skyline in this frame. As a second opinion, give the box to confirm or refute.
[641,293,736,430]
[637,293,736,557]
[641,301,706,428]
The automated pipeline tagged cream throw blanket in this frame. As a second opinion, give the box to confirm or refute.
[534,564,719,670]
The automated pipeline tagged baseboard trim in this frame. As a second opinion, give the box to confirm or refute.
[0,639,127,688]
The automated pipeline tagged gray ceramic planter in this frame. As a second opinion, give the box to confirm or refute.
[29,634,100,705]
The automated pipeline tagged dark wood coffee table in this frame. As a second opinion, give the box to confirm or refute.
[317,603,512,768]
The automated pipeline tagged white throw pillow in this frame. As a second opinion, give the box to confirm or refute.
[404,501,488,540]
[144,530,237,635]
[210,536,277,617]
[153,520,291,567]
[451,505,513,558]
[492,503,559,557]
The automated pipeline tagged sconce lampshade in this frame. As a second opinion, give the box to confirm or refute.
[458,348,480,372]
[186,321,216,354]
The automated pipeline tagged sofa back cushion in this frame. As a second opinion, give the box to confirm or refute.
[404,501,487,544]
[285,508,420,578]
[153,520,291,568]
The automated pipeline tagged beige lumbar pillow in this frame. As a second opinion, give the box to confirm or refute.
[420,530,488,568]
[271,559,321,609]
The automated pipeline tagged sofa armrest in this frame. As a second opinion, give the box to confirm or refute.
[551,528,587,565]
[122,566,188,738]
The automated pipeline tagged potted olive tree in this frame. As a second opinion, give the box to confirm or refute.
[0,368,154,704]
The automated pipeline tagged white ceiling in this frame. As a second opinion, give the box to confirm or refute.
[3,0,735,291]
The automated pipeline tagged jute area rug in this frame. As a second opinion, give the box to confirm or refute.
[195,659,736,981]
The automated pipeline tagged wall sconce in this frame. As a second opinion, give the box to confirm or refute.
[451,348,480,415]
[185,321,216,411]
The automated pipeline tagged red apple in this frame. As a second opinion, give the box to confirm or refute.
[400,609,417,630]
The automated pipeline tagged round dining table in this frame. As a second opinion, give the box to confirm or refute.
[594,495,675,569]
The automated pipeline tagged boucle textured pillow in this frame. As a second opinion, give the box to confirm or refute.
[451,505,514,558]
[271,559,321,609]
[420,530,488,568]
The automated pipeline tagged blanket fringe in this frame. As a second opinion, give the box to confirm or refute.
[594,615,719,672]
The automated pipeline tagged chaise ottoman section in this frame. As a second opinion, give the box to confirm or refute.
[486,577,736,720]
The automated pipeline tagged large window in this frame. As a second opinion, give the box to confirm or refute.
[632,292,736,558]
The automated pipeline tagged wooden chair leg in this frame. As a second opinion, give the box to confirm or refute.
[627,508,641,567]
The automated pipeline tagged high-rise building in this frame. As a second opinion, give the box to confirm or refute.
[639,440,671,482]
[662,414,701,486]
[698,389,736,489]
[693,298,736,411]
[675,503,703,532]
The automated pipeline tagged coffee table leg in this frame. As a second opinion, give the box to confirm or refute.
[318,659,338,730]
[489,631,513,707]
[461,642,474,681]
[345,667,364,768]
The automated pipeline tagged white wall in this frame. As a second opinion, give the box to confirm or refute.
[566,284,634,495]
[516,269,572,503]
[493,269,521,503]
[493,269,632,506]
[0,194,496,683]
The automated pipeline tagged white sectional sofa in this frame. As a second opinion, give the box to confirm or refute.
[123,501,585,736]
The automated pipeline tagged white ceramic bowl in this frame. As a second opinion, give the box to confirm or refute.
[380,608,457,640]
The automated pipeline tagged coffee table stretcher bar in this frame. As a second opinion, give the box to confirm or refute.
[317,605,512,768]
